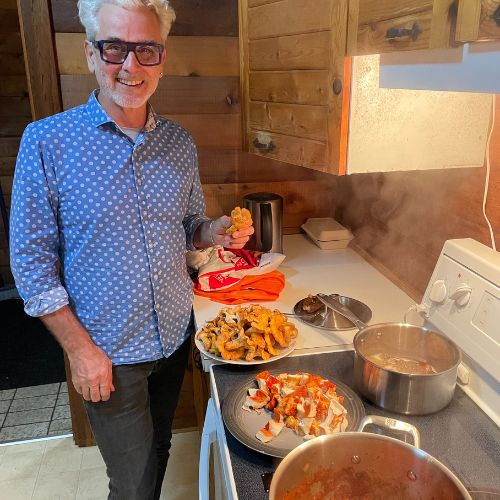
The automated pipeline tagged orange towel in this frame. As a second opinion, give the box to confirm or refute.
[194,270,285,304]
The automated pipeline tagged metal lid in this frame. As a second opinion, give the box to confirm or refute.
[243,192,283,203]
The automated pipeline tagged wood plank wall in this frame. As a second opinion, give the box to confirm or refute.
[336,96,500,301]
[0,0,31,286]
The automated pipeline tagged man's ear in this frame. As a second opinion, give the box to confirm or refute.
[84,39,96,74]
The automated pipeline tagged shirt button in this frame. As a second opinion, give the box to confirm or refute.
[148,242,154,250]
[137,178,142,186]
[143,210,148,217]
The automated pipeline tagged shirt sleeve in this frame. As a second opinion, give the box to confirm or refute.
[182,138,210,250]
[9,123,69,317]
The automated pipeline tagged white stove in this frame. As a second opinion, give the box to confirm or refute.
[420,239,500,426]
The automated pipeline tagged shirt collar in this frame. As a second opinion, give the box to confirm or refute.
[85,90,160,132]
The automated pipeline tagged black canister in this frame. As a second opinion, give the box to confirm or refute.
[243,192,283,253]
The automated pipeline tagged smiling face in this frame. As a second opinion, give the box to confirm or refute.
[84,3,166,120]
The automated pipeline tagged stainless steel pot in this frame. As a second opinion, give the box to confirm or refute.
[316,295,461,415]
[269,415,472,500]
[353,323,461,415]
[243,192,283,253]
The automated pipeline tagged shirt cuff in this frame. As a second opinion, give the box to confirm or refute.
[24,286,69,317]
[185,215,210,251]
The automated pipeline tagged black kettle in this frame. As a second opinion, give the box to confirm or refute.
[243,192,283,253]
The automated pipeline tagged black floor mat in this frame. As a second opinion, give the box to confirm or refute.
[0,298,66,390]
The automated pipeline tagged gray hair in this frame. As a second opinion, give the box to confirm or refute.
[78,0,176,41]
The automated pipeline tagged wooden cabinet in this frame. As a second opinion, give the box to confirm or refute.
[239,0,350,174]
[456,0,500,42]
[347,0,456,55]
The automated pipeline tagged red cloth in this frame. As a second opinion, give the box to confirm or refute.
[194,270,285,304]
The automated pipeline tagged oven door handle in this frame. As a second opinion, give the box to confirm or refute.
[199,398,218,500]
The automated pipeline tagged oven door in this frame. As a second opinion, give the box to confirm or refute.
[199,398,238,500]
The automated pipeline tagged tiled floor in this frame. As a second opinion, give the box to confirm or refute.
[0,430,200,499]
[0,383,71,444]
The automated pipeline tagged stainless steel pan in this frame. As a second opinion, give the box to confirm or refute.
[269,415,472,500]
[317,294,462,415]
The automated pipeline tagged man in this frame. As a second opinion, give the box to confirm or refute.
[9,0,253,498]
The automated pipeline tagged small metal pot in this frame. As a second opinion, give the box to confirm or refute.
[270,416,472,500]
[353,323,461,415]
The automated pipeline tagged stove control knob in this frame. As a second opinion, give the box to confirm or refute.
[449,284,472,307]
[429,279,447,304]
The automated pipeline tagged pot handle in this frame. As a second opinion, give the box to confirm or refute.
[358,415,420,448]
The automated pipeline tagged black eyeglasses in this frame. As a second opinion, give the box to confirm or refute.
[92,40,164,66]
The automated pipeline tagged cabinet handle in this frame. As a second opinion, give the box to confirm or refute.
[253,137,276,152]
[492,5,500,26]
[332,78,342,95]
[386,21,422,42]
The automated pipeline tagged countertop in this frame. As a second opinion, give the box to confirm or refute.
[193,234,415,354]
[211,351,500,500]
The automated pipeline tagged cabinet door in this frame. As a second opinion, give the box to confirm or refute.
[347,0,455,55]
[239,0,349,174]
[456,0,500,42]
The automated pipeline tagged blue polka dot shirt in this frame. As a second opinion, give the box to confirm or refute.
[10,91,209,364]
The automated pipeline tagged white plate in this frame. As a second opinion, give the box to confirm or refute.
[194,331,297,366]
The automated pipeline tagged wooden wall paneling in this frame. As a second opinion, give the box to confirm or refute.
[247,130,329,170]
[171,353,197,430]
[203,180,337,230]
[357,0,433,24]
[249,71,330,106]
[50,0,239,36]
[0,7,20,32]
[248,0,335,39]
[151,76,240,115]
[0,157,16,177]
[0,116,30,137]
[0,53,27,76]
[456,0,481,41]
[17,0,61,119]
[0,176,13,197]
[327,0,349,176]
[248,0,285,7]
[0,32,24,53]
[197,149,337,184]
[0,138,20,157]
[166,114,242,149]
[456,0,500,42]
[239,0,250,151]
[354,12,434,55]
[249,32,331,71]
[55,34,239,77]
[249,101,328,141]
[60,74,240,114]
[0,76,29,97]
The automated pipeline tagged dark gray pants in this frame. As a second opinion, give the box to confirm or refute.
[84,335,191,500]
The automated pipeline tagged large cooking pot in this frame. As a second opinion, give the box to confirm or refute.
[353,323,461,415]
[269,415,472,500]
[316,294,462,415]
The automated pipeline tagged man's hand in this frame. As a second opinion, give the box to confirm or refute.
[68,344,115,402]
[211,215,254,249]
[40,305,115,403]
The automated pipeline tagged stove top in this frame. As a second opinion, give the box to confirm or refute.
[212,350,500,500]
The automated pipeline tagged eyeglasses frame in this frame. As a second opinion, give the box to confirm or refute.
[92,39,165,66]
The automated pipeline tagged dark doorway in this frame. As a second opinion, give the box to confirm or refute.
[1,298,65,391]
